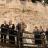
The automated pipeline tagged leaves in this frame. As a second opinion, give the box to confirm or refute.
[44,0,48,4]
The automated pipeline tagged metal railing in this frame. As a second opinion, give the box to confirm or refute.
[0,31,47,48]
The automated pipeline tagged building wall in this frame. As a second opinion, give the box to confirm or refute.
[0,0,48,32]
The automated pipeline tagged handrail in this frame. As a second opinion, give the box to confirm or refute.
[0,31,47,48]
[23,31,32,34]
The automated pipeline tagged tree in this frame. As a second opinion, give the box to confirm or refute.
[45,0,48,4]
[31,0,36,3]
[31,0,42,3]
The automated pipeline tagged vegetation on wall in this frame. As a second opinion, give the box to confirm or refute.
[45,0,48,4]
[31,0,48,4]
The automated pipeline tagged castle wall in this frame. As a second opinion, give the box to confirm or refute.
[0,0,48,32]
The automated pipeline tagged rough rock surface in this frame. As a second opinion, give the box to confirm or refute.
[0,0,48,32]
[0,0,48,47]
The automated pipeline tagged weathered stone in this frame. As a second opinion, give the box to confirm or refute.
[0,0,48,32]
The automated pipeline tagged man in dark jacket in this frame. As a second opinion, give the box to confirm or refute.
[16,22,22,48]
[1,21,9,43]
[16,22,27,48]
[9,21,15,44]
[33,26,42,45]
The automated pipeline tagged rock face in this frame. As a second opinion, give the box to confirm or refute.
[0,0,48,32]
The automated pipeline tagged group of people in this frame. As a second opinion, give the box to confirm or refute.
[33,26,48,45]
[0,20,48,47]
[1,20,15,44]
[0,20,26,45]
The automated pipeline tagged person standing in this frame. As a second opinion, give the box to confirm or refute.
[16,22,27,48]
[16,22,22,48]
[33,26,41,45]
[39,26,45,48]
[9,21,15,44]
[1,21,9,43]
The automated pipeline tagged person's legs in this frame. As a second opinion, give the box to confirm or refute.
[17,34,20,48]
[20,33,23,48]
[4,34,6,43]
[20,38,23,48]
[11,36,15,44]
[1,34,3,42]
[9,36,12,43]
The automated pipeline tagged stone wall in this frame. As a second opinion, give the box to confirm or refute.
[0,0,48,32]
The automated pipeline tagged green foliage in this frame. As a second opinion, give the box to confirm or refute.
[31,0,48,4]
[31,0,36,3]
[31,0,42,3]
[44,0,48,4]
